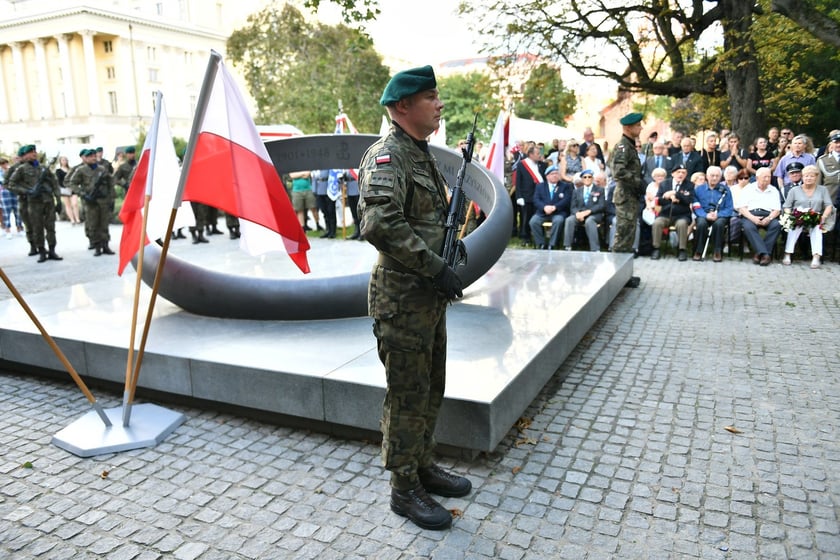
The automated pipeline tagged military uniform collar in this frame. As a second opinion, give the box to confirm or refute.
[393,121,430,153]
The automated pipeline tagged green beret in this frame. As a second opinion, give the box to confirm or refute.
[619,112,644,126]
[380,65,437,106]
[125,146,136,154]
[83,149,96,157]
[17,144,36,157]
[79,149,87,157]
[95,147,103,153]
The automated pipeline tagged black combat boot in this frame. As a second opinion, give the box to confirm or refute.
[390,485,452,530]
[94,242,103,257]
[210,224,223,235]
[101,244,115,255]
[196,229,209,243]
[37,247,48,263]
[190,227,200,244]
[47,245,63,261]
[418,464,472,497]
[29,244,39,256]
[229,226,240,239]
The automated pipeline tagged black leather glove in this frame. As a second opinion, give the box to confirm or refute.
[433,265,463,300]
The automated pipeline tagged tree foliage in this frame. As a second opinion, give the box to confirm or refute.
[513,62,576,125]
[437,72,498,146]
[227,3,390,133]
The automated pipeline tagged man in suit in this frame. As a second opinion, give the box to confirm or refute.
[642,141,675,185]
[564,169,606,251]
[674,137,703,177]
[514,145,546,246]
[650,164,694,261]
[580,127,605,166]
[529,165,571,249]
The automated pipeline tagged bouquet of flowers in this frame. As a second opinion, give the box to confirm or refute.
[781,208,822,232]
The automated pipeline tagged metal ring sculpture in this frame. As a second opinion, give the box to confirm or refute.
[137,134,512,319]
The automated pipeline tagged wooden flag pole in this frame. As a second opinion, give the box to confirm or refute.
[123,209,178,424]
[121,193,152,427]
[0,266,112,427]
[459,202,476,239]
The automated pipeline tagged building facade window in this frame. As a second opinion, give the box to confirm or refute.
[108,91,118,115]
[106,66,116,80]
[148,68,159,82]
[103,40,113,53]
[147,46,157,61]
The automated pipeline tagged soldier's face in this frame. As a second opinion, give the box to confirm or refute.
[404,89,443,138]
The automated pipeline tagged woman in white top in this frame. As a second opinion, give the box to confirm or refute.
[581,143,604,175]
[782,164,834,268]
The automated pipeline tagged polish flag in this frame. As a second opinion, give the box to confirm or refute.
[118,93,193,275]
[485,111,508,182]
[180,55,310,273]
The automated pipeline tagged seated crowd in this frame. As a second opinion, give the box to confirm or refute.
[504,127,840,268]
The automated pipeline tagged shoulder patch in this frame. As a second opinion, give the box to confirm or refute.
[375,154,391,165]
[618,145,626,151]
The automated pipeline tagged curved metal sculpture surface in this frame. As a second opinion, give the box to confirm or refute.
[137,134,512,320]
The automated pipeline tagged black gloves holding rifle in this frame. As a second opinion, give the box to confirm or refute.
[433,265,463,300]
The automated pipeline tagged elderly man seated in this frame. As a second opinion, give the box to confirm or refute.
[739,167,782,266]
[692,165,733,262]
[529,165,571,249]
[651,164,694,261]
[563,169,606,251]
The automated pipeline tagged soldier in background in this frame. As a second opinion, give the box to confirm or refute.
[359,65,471,532]
[610,112,645,287]
[8,145,63,262]
[70,149,115,256]
[95,147,114,175]
[5,149,36,256]
[113,145,137,193]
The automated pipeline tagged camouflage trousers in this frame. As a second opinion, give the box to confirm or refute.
[369,265,448,490]
[27,199,57,249]
[18,196,33,245]
[612,186,640,253]
[84,200,111,244]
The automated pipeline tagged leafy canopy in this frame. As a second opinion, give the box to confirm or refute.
[227,3,390,133]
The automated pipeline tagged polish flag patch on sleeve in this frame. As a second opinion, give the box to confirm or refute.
[375,154,391,165]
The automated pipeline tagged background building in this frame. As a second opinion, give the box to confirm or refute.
[0,0,264,161]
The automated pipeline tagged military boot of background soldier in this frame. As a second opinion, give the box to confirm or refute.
[418,464,472,497]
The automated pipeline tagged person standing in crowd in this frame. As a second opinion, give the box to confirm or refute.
[816,133,840,201]
[69,148,115,256]
[94,147,114,174]
[610,112,644,287]
[774,134,816,189]
[580,127,605,166]
[1,157,25,239]
[514,145,546,246]
[312,169,336,238]
[358,65,471,532]
[113,145,137,194]
[343,169,362,240]
[56,155,81,225]
[747,137,774,178]
[700,133,722,171]
[720,133,749,171]
[290,170,318,233]
[7,145,63,262]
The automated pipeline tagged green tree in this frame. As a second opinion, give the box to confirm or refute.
[437,72,498,146]
[513,62,576,125]
[227,3,390,133]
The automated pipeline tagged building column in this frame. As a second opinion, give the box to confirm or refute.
[0,46,10,122]
[55,34,76,117]
[10,42,30,121]
[80,30,100,115]
[33,38,53,120]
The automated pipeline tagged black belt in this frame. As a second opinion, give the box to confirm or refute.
[751,208,771,216]
[377,254,414,274]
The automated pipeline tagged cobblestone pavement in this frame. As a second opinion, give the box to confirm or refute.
[2,228,840,558]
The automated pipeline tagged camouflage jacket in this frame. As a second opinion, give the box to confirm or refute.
[69,163,115,202]
[358,124,450,279]
[610,133,643,199]
[8,161,59,203]
[113,160,137,189]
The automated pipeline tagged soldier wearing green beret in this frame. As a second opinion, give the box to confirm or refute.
[7,145,63,262]
[358,65,471,531]
[610,112,645,287]
[113,145,137,193]
[69,149,116,256]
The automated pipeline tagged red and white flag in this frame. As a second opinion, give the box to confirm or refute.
[179,54,310,273]
[485,111,508,182]
[118,93,193,275]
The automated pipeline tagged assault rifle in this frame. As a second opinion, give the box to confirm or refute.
[28,155,59,198]
[83,168,110,202]
[442,114,477,268]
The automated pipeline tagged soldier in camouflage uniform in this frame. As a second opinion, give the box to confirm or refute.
[69,149,115,256]
[8,145,63,262]
[112,145,137,193]
[5,150,36,256]
[610,112,645,287]
[358,65,471,531]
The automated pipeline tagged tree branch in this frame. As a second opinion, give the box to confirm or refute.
[771,0,840,47]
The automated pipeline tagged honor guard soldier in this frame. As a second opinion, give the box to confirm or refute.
[358,65,472,531]
[113,145,137,193]
[610,112,645,287]
[8,145,63,262]
[70,149,116,256]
